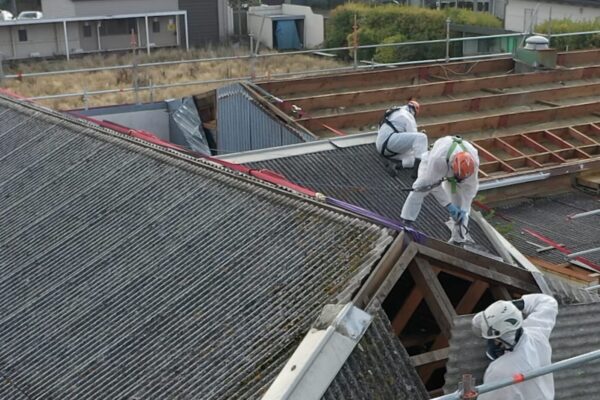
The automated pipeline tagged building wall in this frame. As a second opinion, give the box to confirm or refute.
[504,0,600,32]
[71,0,178,16]
[40,0,76,18]
[88,17,177,51]
[0,23,80,59]
[179,0,220,44]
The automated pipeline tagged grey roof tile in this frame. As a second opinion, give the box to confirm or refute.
[0,95,396,399]
[323,308,428,400]
[248,145,497,253]
[490,191,600,265]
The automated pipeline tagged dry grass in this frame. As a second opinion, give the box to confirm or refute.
[1,46,347,110]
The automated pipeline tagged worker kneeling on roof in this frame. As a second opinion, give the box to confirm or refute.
[375,100,428,177]
[471,294,558,400]
[400,135,479,244]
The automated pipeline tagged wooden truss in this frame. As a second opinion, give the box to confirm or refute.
[474,122,600,178]
[354,233,539,390]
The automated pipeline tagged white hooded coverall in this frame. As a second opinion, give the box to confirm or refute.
[400,136,479,242]
[476,294,558,400]
[375,106,428,168]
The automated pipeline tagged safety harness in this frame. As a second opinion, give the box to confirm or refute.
[446,136,468,194]
[379,106,402,158]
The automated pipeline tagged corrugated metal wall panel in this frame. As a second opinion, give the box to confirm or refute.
[216,83,314,155]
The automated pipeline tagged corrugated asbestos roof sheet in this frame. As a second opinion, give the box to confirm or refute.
[0,96,399,399]
[248,145,497,253]
[323,308,428,400]
[491,191,600,265]
[444,302,600,400]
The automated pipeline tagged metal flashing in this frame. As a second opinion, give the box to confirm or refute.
[262,304,372,400]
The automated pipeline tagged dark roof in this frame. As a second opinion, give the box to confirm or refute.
[324,308,428,400]
[490,191,600,266]
[444,301,600,400]
[0,95,398,399]
[247,144,497,254]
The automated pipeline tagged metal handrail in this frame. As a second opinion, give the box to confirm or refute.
[3,28,598,105]
[24,51,516,102]
[0,32,531,80]
[432,348,600,400]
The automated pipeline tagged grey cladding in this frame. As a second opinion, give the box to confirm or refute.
[0,95,395,399]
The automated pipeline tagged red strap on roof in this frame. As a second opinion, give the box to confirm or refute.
[522,227,600,272]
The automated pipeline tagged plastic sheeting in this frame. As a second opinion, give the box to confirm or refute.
[275,20,301,50]
[166,97,212,155]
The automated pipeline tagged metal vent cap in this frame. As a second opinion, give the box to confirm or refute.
[525,35,550,50]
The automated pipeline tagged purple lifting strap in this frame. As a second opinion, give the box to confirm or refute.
[325,197,427,243]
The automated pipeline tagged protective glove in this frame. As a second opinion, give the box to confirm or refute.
[446,204,467,223]
[446,203,461,221]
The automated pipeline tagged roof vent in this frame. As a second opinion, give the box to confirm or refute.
[514,35,556,72]
[524,35,550,50]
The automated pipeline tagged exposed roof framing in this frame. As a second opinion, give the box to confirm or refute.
[288,65,600,117]
[258,58,516,97]
[249,49,600,184]
[351,233,539,390]
[473,122,600,178]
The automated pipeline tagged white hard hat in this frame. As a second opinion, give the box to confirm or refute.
[477,300,523,339]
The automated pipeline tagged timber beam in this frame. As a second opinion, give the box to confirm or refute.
[297,81,600,133]
[287,65,600,113]
[258,58,514,97]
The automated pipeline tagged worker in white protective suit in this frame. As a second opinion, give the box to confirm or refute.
[375,100,428,177]
[400,135,479,243]
[471,294,558,400]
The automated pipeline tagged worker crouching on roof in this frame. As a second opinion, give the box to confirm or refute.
[375,100,428,177]
[400,135,479,244]
[471,294,558,400]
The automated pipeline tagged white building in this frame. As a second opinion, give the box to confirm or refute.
[501,0,600,32]
[0,0,233,60]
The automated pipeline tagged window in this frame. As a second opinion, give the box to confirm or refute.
[99,18,137,36]
[83,23,92,37]
[18,28,27,42]
[152,19,160,33]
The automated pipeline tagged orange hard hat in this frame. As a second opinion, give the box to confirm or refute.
[452,151,476,180]
[407,100,420,116]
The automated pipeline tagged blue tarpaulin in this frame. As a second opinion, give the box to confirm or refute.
[275,20,301,50]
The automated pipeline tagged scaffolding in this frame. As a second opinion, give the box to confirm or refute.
[433,349,600,400]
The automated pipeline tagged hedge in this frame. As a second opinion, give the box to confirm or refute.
[326,3,502,62]
[535,18,600,51]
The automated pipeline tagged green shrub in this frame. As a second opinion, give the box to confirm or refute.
[535,18,600,51]
[326,3,501,62]
[374,34,406,63]
[346,28,379,60]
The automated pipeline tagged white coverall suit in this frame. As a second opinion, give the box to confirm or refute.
[476,294,559,400]
[400,136,479,243]
[375,106,428,168]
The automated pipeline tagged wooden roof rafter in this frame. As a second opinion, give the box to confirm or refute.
[354,234,540,392]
